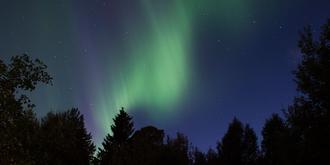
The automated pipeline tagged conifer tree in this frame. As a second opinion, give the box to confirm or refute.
[98,107,134,165]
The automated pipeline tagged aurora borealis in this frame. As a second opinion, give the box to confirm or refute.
[92,0,256,136]
[1,0,330,150]
[96,1,193,131]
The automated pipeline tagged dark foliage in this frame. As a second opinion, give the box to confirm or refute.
[39,108,95,165]
[129,126,165,165]
[217,118,259,165]
[97,107,134,165]
[285,19,330,164]
[97,110,192,165]
[191,147,207,165]
[205,149,218,165]
[217,118,245,165]
[0,54,52,164]
[242,125,259,165]
[162,133,190,165]
[0,55,94,164]
[261,114,290,165]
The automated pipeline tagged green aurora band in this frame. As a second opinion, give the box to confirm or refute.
[94,0,251,134]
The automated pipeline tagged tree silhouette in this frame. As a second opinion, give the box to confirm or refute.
[217,118,244,165]
[242,124,259,165]
[205,149,218,165]
[39,108,95,165]
[261,114,289,165]
[285,19,330,164]
[98,107,134,165]
[0,54,52,164]
[217,118,259,165]
[294,20,330,109]
[129,126,165,165]
[191,147,207,165]
[161,133,190,165]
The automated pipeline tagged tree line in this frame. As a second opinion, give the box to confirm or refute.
[1,20,330,165]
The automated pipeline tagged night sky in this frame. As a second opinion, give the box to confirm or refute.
[1,0,330,151]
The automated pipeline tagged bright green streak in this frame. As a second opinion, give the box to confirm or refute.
[113,1,192,111]
[94,0,251,134]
